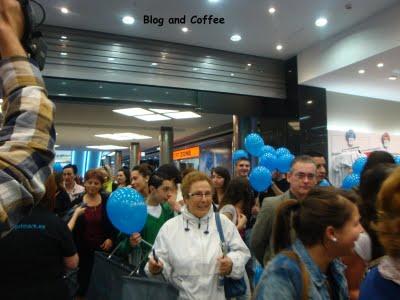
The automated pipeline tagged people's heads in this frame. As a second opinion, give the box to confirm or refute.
[359,163,396,226]
[62,164,78,185]
[274,187,363,258]
[305,151,327,183]
[381,132,391,149]
[117,167,130,186]
[235,157,251,177]
[375,167,400,258]
[219,176,252,216]
[182,171,213,218]
[84,169,105,196]
[148,172,173,204]
[131,163,153,195]
[41,174,57,211]
[54,172,65,191]
[157,163,182,187]
[102,165,113,182]
[181,167,196,180]
[286,155,317,199]
[362,151,395,176]
[345,129,356,147]
[211,166,231,192]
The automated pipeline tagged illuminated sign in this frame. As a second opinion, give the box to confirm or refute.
[173,146,200,160]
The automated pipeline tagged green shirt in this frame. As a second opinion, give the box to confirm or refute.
[116,203,174,261]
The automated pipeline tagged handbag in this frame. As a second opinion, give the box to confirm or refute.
[214,213,247,298]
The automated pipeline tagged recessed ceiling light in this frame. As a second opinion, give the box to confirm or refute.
[164,111,201,119]
[183,103,192,106]
[315,17,328,27]
[113,107,153,116]
[101,96,112,99]
[182,27,189,33]
[99,85,103,89]
[388,76,397,80]
[193,67,199,71]
[122,16,135,25]
[208,0,219,3]
[150,109,179,114]
[306,100,313,105]
[276,44,283,51]
[358,69,366,74]
[60,52,68,56]
[230,34,242,42]
[60,35,67,39]
[57,93,67,96]
[230,73,235,76]
[268,7,276,14]
[61,81,67,85]
[95,133,151,140]
[247,63,252,67]
[151,62,158,66]
[377,63,384,68]
[143,100,153,103]
[86,145,128,150]
[60,7,69,14]
[134,114,172,121]
[108,57,115,61]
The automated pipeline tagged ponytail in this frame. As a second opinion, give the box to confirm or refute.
[273,199,300,254]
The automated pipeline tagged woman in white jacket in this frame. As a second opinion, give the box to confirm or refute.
[145,171,251,300]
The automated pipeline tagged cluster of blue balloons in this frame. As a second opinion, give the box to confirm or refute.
[341,156,367,190]
[106,187,148,235]
[233,133,295,192]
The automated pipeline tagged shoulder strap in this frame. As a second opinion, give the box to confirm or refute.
[281,250,309,300]
[214,212,225,243]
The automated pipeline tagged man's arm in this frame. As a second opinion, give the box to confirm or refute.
[251,196,279,266]
[0,0,55,235]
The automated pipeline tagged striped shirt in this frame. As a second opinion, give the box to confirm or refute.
[0,57,55,237]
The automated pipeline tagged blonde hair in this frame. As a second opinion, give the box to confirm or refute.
[181,171,212,199]
[376,166,400,258]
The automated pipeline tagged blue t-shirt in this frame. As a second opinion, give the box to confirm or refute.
[360,267,400,300]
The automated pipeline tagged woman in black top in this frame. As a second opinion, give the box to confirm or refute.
[68,169,116,299]
[0,174,79,300]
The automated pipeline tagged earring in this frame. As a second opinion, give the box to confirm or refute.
[331,237,338,242]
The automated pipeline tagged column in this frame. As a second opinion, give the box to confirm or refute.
[160,126,173,165]
[129,142,140,170]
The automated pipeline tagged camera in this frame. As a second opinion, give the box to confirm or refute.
[18,0,47,70]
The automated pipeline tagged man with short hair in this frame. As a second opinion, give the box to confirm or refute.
[63,164,85,202]
[305,151,330,185]
[235,157,251,178]
[251,155,317,266]
[0,0,55,236]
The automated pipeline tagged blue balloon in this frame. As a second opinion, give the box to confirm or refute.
[244,133,265,157]
[53,162,63,173]
[259,152,277,172]
[352,156,367,174]
[319,179,330,187]
[249,166,272,192]
[395,156,400,165]
[261,145,276,156]
[275,147,291,157]
[232,149,249,163]
[106,187,147,235]
[276,154,295,173]
[341,173,360,190]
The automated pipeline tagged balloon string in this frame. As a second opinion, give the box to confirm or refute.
[141,238,153,248]
[107,241,123,259]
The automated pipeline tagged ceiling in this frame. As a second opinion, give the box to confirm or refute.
[38,0,397,59]
[54,101,232,150]
[33,0,400,150]
[303,45,400,102]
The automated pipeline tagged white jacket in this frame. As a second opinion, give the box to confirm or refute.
[145,206,250,300]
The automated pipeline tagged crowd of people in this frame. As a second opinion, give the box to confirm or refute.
[1,2,400,299]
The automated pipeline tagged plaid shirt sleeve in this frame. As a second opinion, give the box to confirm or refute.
[0,57,55,237]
